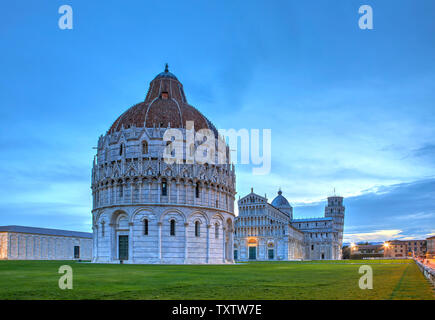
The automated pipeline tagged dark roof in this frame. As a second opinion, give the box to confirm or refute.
[108,65,218,136]
[154,71,178,80]
[0,225,92,238]
[292,217,333,222]
[271,191,291,208]
[354,244,383,249]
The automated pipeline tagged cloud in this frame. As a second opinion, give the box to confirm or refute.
[344,229,403,243]
[412,143,435,160]
[394,212,435,220]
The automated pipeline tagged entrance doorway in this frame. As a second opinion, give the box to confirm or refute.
[74,246,80,259]
[268,249,274,260]
[118,235,129,260]
[249,246,257,260]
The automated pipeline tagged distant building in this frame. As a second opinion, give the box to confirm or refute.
[0,226,92,260]
[350,244,384,258]
[384,239,427,258]
[234,190,345,261]
[426,236,435,259]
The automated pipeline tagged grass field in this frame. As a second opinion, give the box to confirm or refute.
[0,259,433,300]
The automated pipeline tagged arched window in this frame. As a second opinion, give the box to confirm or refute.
[101,222,105,237]
[119,143,124,156]
[170,219,176,236]
[161,179,167,196]
[195,221,200,237]
[195,182,200,198]
[119,184,123,198]
[215,223,219,239]
[142,141,148,154]
[165,141,172,156]
[143,219,149,235]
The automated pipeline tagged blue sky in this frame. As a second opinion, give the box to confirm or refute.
[1,1,434,242]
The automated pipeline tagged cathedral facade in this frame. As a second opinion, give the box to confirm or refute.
[91,66,236,264]
[234,190,344,261]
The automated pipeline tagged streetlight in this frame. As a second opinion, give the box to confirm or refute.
[383,242,389,257]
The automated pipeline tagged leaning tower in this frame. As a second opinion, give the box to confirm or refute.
[324,196,345,259]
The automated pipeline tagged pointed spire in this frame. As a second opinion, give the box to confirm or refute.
[164,63,169,73]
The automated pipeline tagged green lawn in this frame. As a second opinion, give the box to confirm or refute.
[0,259,433,300]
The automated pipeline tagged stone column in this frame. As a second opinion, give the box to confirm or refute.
[193,181,196,206]
[222,227,226,263]
[184,223,189,264]
[176,180,180,204]
[206,224,211,263]
[92,224,98,262]
[158,222,162,262]
[128,222,134,263]
[167,179,171,204]
[229,224,234,263]
[200,183,204,206]
[109,223,115,261]
[122,182,126,204]
[130,182,133,204]
[107,185,111,205]
[157,178,161,203]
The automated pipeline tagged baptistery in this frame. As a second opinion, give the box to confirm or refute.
[91,65,236,264]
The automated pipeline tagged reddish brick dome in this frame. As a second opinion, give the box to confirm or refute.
[108,65,217,135]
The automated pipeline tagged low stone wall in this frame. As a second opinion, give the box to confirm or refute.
[415,259,435,287]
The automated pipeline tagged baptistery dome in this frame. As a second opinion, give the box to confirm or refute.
[91,65,236,264]
[108,64,217,135]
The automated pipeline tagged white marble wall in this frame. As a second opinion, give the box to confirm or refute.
[0,233,8,259]
[93,205,233,264]
[0,232,92,260]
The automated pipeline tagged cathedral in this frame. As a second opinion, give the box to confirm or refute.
[234,190,345,261]
[91,65,236,264]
